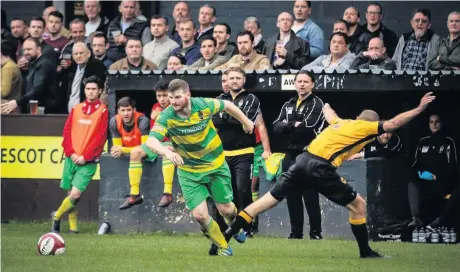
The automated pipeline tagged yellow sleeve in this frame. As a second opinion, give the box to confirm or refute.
[113,137,133,154]
[330,117,342,125]
[1,66,14,98]
[358,121,380,136]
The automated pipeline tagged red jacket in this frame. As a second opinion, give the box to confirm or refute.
[62,99,108,161]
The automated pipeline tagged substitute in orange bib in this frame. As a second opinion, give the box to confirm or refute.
[51,76,108,233]
[224,92,436,259]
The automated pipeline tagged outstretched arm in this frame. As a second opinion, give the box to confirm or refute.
[383,92,435,132]
[223,100,254,134]
[323,103,340,124]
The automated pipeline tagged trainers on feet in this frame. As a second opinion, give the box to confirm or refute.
[309,230,323,240]
[233,230,247,243]
[217,246,233,256]
[427,218,442,231]
[119,194,143,210]
[360,249,388,259]
[208,244,218,256]
[288,233,303,239]
[408,217,424,228]
[158,193,173,208]
[51,212,61,233]
[68,230,79,234]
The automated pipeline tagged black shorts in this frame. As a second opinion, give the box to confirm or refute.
[270,151,357,207]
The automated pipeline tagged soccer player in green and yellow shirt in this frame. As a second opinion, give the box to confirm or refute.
[146,79,254,256]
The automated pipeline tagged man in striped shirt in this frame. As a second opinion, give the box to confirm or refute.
[147,79,254,256]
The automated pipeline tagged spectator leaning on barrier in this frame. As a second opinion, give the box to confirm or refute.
[44,11,70,55]
[428,11,460,70]
[408,114,458,228]
[265,12,310,70]
[51,75,108,234]
[64,42,107,113]
[216,31,271,70]
[213,23,238,61]
[343,7,372,55]
[2,37,56,114]
[244,17,266,55]
[143,15,179,70]
[363,3,398,58]
[110,38,157,71]
[167,53,186,70]
[1,42,22,111]
[273,70,325,240]
[393,8,440,71]
[170,18,202,66]
[106,0,149,62]
[91,32,113,68]
[170,1,190,45]
[292,0,324,59]
[84,0,110,38]
[350,37,397,70]
[302,32,356,71]
[188,37,228,70]
[195,4,216,43]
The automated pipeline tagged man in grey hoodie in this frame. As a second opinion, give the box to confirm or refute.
[350,37,396,70]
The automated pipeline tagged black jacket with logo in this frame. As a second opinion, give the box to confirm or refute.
[273,94,325,152]
[212,91,260,151]
[413,132,458,191]
[363,134,403,158]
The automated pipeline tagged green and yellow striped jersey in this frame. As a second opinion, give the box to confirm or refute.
[149,97,226,173]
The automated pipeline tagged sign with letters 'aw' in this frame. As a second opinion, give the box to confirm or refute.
[281,74,296,91]
[1,136,101,180]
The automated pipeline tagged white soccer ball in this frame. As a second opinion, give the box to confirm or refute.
[37,232,66,256]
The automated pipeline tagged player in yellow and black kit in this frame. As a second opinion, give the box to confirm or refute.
[224,92,436,258]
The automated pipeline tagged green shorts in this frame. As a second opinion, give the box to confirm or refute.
[60,157,98,192]
[140,142,172,162]
[177,162,233,211]
[252,143,264,177]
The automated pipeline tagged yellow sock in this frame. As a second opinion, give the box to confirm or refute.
[221,204,237,226]
[252,192,259,202]
[203,218,228,249]
[162,159,175,194]
[54,196,75,220]
[68,209,78,231]
[129,162,142,195]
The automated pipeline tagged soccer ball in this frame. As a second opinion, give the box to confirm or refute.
[37,232,66,256]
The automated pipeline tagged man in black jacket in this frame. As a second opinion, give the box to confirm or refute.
[273,70,325,239]
[363,3,398,58]
[212,67,271,236]
[61,42,107,113]
[265,12,310,69]
[343,7,371,55]
[106,0,149,62]
[408,114,458,227]
[2,37,56,113]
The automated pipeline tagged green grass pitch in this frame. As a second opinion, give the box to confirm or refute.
[2,222,460,272]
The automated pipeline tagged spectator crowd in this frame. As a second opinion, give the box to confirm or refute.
[1,0,459,236]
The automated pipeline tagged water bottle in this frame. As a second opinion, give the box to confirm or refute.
[418,228,427,243]
[412,228,419,243]
[98,222,110,235]
[441,228,450,243]
[430,229,440,243]
[449,229,456,244]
